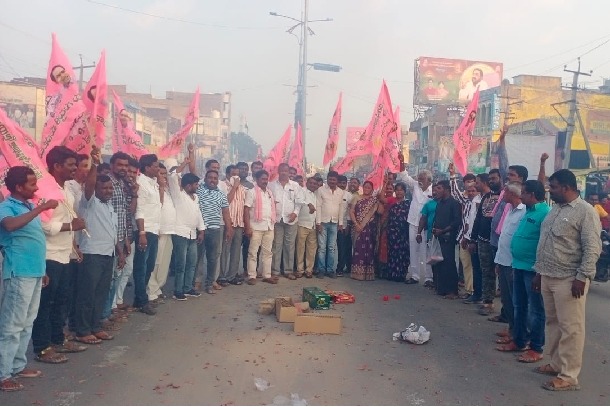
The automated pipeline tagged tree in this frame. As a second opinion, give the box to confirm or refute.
[231,131,261,162]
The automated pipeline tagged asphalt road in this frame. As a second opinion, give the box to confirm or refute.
[3,276,609,405]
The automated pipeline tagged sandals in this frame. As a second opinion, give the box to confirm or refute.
[206,288,217,294]
[212,282,223,290]
[54,341,88,353]
[304,273,313,279]
[35,348,68,364]
[93,331,114,341]
[534,364,559,376]
[488,314,508,323]
[496,341,529,352]
[246,278,256,285]
[15,368,42,378]
[542,377,580,391]
[75,335,102,345]
[518,349,544,363]
[443,294,459,300]
[496,330,509,338]
[0,378,24,392]
[495,336,512,344]
[285,274,297,280]
[294,273,304,279]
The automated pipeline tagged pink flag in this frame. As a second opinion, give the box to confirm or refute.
[40,34,87,158]
[288,123,304,175]
[158,88,200,159]
[381,105,401,173]
[84,51,107,149]
[112,90,148,158]
[332,154,357,175]
[452,89,480,176]
[366,158,385,191]
[0,107,64,203]
[323,92,342,166]
[263,125,291,181]
[368,81,395,158]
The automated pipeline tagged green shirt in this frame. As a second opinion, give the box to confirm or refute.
[511,202,550,272]
[421,200,438,241]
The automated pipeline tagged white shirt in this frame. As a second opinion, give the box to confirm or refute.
[168,173,206,239]
[65,180,83,211]
[463,194,482,240]
[268,179,303,225]
[245,187,275,231]
[315,184,345,226]
[396,170,433,226]
[42,186,75,264]
[135,173,161,235]
[341,190,353,226]
[494,203,526,267]
[298,187,318,229]
[159,187,176,235]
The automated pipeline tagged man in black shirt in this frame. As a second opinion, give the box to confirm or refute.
[431,180,463,298]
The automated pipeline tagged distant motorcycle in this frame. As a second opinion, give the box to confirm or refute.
[594,230,610,282]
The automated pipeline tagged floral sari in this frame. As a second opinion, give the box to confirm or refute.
[386,199,411,281]
[351,195,379,281]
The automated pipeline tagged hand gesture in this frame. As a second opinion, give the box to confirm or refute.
[448,163,455,176]
[40,199,59,211]
[187,143,195,153]
[90,145,102,166]
[540,153,549,163]
[157,174,167,188]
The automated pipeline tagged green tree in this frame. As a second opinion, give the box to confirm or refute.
[231,131,261,162]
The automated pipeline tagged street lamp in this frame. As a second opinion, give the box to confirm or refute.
[269,0,337,165]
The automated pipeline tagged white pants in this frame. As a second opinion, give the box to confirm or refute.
[247,230,273,279]
[114,242,135,307]
[408,224,433,282]
[146,234,173,300]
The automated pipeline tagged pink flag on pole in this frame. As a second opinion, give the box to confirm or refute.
[382,105,401,173]
[83,50,107,149]
[112,90,148,158]
[45,33,79,117]
[368,81,395,158]
[0,107,64,203]
[323,92,342,166]
[158,88,200,159]
[263,125,291,181]
[366,158,385,191]
[288,123,304,175]
[452,88,480,176]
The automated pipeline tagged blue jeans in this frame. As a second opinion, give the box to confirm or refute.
[513,268,546,352]
[197,228,221,290]
[101,255,121,320]
[316,222,338,275]
[172,235,198,295]
[0,276,42,380]
[132,232,159,308]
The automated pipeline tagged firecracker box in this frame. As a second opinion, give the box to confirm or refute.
[275,297,310,323]
[326,290,356,304]
[302,287,332,310]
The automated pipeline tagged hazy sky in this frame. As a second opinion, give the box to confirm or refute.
[2,0,610,164]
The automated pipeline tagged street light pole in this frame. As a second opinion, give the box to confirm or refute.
[301,0,309,164]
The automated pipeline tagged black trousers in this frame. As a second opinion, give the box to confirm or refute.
[74,254,115,336]
[336,227,353,273]
[432,241,458,296]
[32,260,71,354]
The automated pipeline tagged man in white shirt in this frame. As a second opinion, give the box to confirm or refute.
[132,154,162,316]
[269,163,303,280]
[168,167,205,301]
[218,165,247,285]
[244,170,277,285]
[296,177,319,278]
[32,146,87,364]
[315,171,345,279]
[336,175,353,277]
[146,163,176,304]
[396,162,433,286]
[494,182,526,350]
[458,68,489,102]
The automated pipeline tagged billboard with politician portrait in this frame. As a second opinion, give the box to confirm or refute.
[416,57,503,105]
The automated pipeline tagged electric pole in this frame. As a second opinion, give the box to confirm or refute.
[563,58,591,169]
[74,54,96,93]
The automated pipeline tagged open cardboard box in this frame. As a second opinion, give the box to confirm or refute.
[294,313,342,335]
[275,296,310,323]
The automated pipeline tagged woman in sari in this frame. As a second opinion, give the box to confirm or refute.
[350,181,384,281]
[386,182,411,282]
[377,180,398,279]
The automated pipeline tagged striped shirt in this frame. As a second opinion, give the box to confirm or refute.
[196,183,229,229]
[219,179,246,228]
[450,176,481,242]
[109,174,128,242]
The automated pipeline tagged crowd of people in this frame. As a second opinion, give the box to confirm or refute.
[0,137,603,393]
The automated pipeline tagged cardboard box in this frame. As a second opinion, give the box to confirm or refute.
[302,287,332,310]
[275,297,310,323]
[294,313,342,334]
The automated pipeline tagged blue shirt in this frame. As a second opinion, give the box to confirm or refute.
[0,196,46,278]
[421,200,438,240]
[196,184,229,230]
[78,194,118,256]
